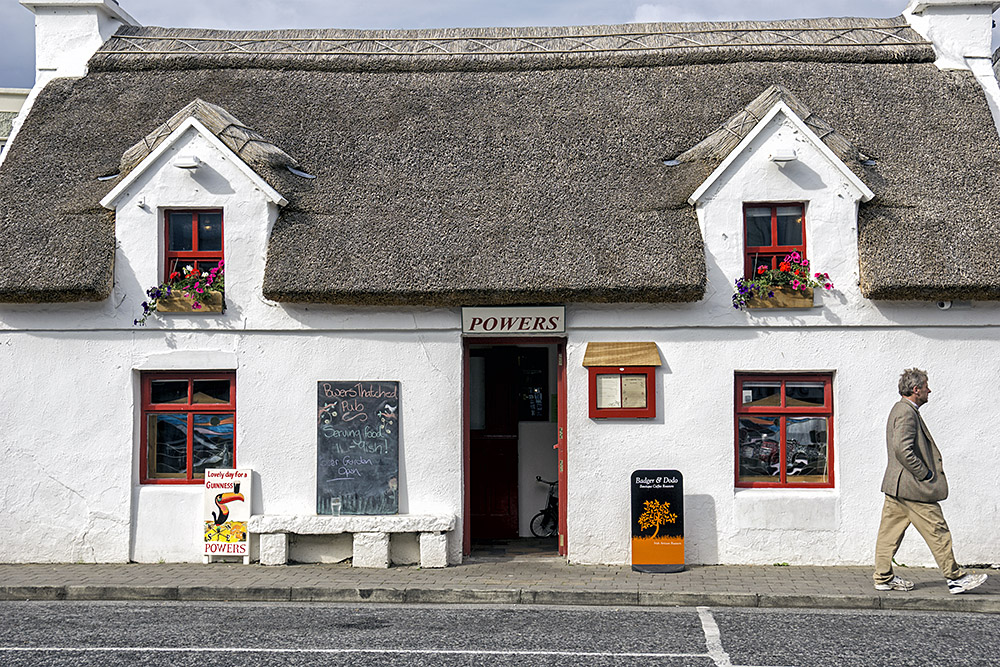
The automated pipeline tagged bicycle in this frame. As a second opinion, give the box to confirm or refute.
[529,476,558,537]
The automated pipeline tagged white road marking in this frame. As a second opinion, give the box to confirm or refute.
[698,606,734,667]
[0,646,709,658]
[696,607,799,667]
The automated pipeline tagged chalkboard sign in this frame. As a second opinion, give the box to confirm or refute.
[631,469,684,573]
[317,381,400,515]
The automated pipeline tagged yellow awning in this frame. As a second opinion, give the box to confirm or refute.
[582,342,662,367]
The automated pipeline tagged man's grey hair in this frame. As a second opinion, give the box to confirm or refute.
[898,368,928,396]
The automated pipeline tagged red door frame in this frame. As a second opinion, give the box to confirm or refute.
[463,336,568,556]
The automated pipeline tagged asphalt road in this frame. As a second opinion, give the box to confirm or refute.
[0,601,997,666]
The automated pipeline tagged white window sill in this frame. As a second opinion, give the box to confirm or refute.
[733,487,839,531]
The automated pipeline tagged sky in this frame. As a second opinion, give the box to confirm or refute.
[0,0,950,90]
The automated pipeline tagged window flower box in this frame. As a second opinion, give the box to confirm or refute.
[155,290,225,313]
[134,262,225,325]
[745,285,814,309]
[732,251,833,311]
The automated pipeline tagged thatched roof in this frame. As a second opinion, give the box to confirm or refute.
[2,16,999,304]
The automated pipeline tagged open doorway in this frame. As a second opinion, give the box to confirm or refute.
[463,338,566,558]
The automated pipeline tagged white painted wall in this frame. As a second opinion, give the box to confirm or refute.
[24,0,136,80]
[563,328,1000,567]
[2,93,1000,569]
[904,0,997,70]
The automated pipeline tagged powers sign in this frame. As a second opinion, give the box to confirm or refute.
[462,306,565,336]
[203,468,251,560]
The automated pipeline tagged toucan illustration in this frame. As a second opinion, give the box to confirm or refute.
[212,483,245,525]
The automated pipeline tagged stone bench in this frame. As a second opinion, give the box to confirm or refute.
[248,514,456,568]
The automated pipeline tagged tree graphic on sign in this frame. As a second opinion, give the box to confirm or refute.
[638,499,677,538]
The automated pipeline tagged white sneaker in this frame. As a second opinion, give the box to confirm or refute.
[874,575,914,591]
[948,572,988,595]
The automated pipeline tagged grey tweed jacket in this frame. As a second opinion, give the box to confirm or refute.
[881,398,949,502]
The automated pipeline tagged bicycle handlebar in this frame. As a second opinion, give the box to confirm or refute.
[535,476,557,485]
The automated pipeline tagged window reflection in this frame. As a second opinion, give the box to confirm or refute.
[786,382,825,407]
[738,416,781,482]
[149,413,187,476]
[745,207,772,246]
[785,417,828,483]
[150,380,188,404]
[775,205,803,245]
[198,212,223,251]
[192,380,230,404]
[168,213,193,251]
[742,382,780,406]
[192,413,234,475]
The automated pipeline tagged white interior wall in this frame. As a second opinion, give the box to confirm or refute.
[515,344,559,537]
[518,422,559,537]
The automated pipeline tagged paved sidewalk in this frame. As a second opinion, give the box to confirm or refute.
[1,556,997,613]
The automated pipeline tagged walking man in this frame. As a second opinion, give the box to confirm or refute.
[873,368,988,594]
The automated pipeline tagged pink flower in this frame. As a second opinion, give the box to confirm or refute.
[192,302,202,309]
[824,283,833,290]
[195,287,204,294]
[791,279,801,290]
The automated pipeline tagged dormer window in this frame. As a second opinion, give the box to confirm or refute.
[166,209,224,279]
[743,203,805,278]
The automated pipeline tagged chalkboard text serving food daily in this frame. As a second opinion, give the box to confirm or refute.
[317,381,400,515]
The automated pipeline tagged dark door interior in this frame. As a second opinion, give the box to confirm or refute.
[470,347,519,538]
[469,346,548,539]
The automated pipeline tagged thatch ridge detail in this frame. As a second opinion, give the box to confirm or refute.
[119,98,297,178]
[89,17,933,73]
[676,84,861,165]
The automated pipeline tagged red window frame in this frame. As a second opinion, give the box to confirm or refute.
[164,209,224,281]
[140,371,236,484]
[588,366,656,419]
[743,203,806,278]
[734,373,834,489]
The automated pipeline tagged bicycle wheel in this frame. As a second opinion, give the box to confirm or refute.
[530,511,556,538]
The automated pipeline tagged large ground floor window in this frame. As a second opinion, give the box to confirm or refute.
[735,373,833,488]
[140,371,236,483]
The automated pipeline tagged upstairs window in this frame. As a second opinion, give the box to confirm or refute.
[735,373,833,489]
[165,209,223,280]
[744,203,805,278]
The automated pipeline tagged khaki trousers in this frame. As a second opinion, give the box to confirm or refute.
[873,494,964,584]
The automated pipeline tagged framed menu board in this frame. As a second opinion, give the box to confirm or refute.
[588,366,656,418]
